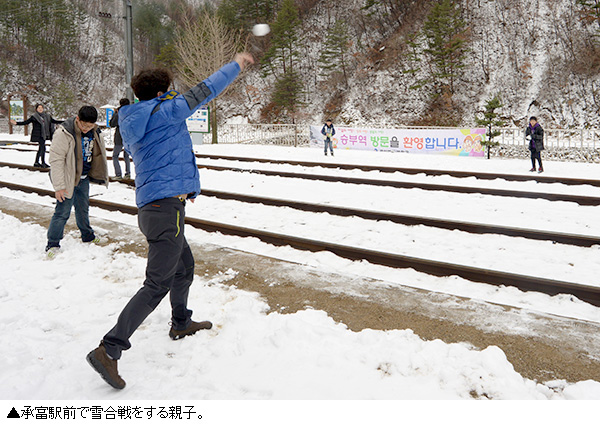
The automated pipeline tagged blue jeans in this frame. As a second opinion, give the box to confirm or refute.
[46,178,95,249]
[324,138,333,154]
[112,144,130,177]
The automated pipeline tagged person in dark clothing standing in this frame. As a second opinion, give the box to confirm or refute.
[321,119,335,156]
[86,52,254,390]
[10,103,63,168]
[525,116,544,173]
[109,98,131,180]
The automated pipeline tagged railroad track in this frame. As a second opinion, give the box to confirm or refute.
[10,149,600,208]
[196,163,600,206]
[194,153,600,188]
[5,143,600,188]
[1,179,599,307]
[1,161,599,247]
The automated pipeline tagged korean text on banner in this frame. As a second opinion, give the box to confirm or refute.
[309,125,485,157]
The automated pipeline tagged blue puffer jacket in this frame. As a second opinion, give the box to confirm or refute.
[119,61,241,208]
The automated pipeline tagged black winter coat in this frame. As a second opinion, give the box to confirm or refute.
[16,113,62,142]
[16,115,44,142]
[525,123,544,152]
[109,110,123,146]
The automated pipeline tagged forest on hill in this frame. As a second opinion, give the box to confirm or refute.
[1,0,599,129]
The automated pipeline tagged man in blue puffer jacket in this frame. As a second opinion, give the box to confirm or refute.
[87,53,254,389]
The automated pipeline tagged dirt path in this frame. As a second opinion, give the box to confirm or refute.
[2,195,600,387]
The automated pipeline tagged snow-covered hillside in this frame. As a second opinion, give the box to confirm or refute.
[2,0,599,129]
[0,0,128,119]
[226,0,600,128]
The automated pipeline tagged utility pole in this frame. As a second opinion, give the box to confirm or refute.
[123,0,134,101]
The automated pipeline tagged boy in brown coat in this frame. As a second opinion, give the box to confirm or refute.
[46,106,108,257]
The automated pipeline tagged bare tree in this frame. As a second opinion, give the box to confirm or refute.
[174,13,244,143]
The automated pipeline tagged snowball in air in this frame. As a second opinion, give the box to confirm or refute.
[252,24,271,37]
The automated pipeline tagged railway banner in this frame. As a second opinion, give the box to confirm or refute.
[309,125,485,157]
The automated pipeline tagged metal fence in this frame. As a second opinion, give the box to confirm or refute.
[4,120,600,149]
[389,126,600,149]
[203,125,600,149]
[107,125,600,149]
[202,124,310,146]
[498,128,600,149]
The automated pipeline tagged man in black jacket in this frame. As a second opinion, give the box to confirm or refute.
[525,116,544,173]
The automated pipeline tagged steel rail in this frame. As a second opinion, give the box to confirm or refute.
[194,153,600,188]
[196,163,600,206]
[1,161,598,247]
[4,144,600,187]
[1,179,599,307]
[9,159,600,208]
[197,190,600,247]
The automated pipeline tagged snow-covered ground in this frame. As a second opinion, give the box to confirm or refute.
[2,141,600,320]
[1,138,600,406]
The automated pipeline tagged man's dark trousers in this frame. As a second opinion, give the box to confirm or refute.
[103,197,194,360]
[531,150,543,169]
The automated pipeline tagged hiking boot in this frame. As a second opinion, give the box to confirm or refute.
[41,163,50,168]
[529,167,536,172]
[86,343,126,389]
[46,247,60,259]
[169,320,213,340]
[124,173,131,179]
[33,162,42,168]
[538,167,544,173]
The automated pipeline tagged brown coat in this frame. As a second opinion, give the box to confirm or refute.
[49,117,108,198]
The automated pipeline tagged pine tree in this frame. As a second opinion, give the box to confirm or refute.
[0,0,80,75]
[261,0,301,77]
[422,0,468,96]
[402,30,426,90]
[272,69,304,118]
[218,0,280,29]
[133,1,176,67]
[475,95,504,159]
[318,20,351,86]
[260,0,303,121]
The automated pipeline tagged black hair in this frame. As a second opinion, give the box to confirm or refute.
[529,116,537,121]
[119,98,131,107]
[326,118,332,122]
[34,103,43,110]
[78,105,98,123]
[131,68,172,101]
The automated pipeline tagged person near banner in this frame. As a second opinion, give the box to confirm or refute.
[10,103,63,168]
[86,52,255,390]
[525,116,544,173]
[109,98,132,180]
[321,119,335,156]
[45,106,109,258]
